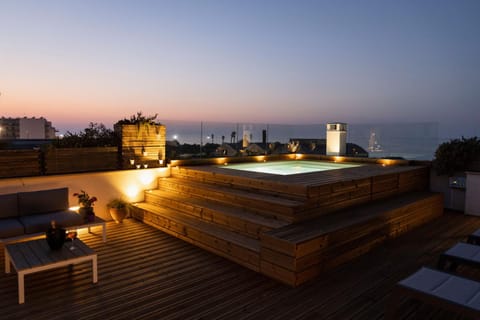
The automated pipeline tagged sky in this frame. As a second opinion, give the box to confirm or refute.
[1,0,479,138]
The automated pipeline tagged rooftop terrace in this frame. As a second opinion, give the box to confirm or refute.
[1,210,478,319]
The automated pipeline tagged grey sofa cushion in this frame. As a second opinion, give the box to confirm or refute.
[18,187,69,216]
[0,193,18,219]
[19,210,84,234]
[0,218,25,238]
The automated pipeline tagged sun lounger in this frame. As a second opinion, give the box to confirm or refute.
[468,229,480,245]
[438,242,480,271]
[386,267,480,319]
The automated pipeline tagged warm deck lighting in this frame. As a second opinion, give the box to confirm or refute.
[69,205,80,212]
[295,153,303,160]
[215,157,228,165]
[125,185,140,199]
[139,171,155,185]
[334,156,345,162]
[130,159,135,165]
[379,159,394,166]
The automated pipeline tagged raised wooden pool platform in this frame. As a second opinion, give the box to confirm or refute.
[131,155,443,286]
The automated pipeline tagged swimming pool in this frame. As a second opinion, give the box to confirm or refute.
[220,160,363,175]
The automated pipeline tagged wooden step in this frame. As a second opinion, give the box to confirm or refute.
[130,202,261,272]
[158,177,304,222]
[259,191,444,286]
[144,189,289,239]
[171,165,309,199]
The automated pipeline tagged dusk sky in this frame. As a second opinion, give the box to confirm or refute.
[1,0,479,138]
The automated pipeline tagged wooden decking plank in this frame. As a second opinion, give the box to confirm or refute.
[0,213,479,319]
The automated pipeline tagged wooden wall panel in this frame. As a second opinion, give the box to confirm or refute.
[44,147,118,174]
[0,150,41,177]
[116,124,166,169]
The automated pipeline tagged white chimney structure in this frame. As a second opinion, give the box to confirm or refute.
[242,124,252,148]
[326,122,347,156]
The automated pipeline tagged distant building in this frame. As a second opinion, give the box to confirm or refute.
[0,117,57,139]
[285,138,368,157]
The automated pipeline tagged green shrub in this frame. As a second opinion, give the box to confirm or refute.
[433,136,480,176]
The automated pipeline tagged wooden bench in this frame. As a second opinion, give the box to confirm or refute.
[260,192,443,286]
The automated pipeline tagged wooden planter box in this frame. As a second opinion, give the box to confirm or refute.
[115,124,166,169]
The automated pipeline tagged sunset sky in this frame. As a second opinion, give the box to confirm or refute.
[1,0,479,138]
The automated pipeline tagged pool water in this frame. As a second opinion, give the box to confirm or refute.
[220,160,362,175]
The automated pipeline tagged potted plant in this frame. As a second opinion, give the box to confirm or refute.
[73,190,97,222]
[107,198,129,223]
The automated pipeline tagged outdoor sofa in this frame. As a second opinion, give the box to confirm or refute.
[0,187,83,241]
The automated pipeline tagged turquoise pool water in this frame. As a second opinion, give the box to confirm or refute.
[220,160,362,175]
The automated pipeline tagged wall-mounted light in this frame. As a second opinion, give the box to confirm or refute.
[159,159,164,166]
[136,164,141,169]
[379,159,393,166]
[334,156,344,163]
[143,164,148,169]
[130,159,135,165]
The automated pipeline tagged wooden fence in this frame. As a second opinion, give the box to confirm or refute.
[0,147,120,178]
[0,124,167,178]
[44,147,119,174]
[0,150,42,178]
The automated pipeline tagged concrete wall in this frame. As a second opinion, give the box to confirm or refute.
[466,171,480,216]
[0,167,170,221]
[429,169,466,211]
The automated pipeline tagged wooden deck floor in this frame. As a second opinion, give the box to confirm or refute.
[1,211,479,320]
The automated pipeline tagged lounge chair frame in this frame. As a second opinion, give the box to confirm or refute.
[386,267,480,319]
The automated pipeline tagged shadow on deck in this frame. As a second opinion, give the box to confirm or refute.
[1,210,479,319]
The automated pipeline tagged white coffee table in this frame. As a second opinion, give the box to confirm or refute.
[4,238,98,304]
[68,216,107,242]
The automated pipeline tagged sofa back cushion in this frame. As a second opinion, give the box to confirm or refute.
[18,187,69,216]
[0,193,19,219]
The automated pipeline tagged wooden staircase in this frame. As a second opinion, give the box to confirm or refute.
[130,164,443,286]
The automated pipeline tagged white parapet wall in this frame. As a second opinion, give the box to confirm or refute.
[0,167,170,221]
[466,171,480,216]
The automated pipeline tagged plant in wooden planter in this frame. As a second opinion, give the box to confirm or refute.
[107,198,129,223]
[114,112,166,168]
[115,111,161,135]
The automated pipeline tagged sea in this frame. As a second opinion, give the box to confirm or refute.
[162,120,442,161]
